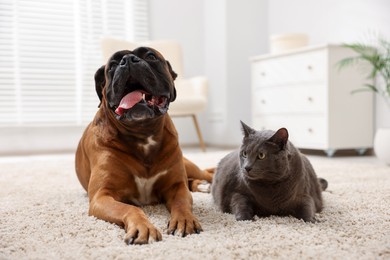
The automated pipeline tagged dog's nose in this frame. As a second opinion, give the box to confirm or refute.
[120,54,141,66]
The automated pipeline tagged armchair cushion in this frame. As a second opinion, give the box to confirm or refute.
[169,77,207,116]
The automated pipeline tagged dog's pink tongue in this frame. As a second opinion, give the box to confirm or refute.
[115,90,143,116]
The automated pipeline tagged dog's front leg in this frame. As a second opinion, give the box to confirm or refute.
[89,192,162,244]
[164,182,203,237]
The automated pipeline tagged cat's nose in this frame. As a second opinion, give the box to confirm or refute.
[245,166,252,173]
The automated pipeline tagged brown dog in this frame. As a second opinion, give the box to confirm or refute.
[75,47,213,244]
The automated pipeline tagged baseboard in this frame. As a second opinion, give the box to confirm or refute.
[0,125,85,155]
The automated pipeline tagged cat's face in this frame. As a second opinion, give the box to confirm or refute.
[239,121,290,182]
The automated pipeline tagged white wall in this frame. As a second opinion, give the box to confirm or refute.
[149,0,390,146]
[149,0,205,78]
[268,0,390,45]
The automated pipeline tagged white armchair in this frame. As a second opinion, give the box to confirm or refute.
[101,38,208,151]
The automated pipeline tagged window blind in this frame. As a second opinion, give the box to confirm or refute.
[0,0,149,127]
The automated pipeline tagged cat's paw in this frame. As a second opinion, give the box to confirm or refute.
[302,216,316,223]
[191,180,211,193]
[234,212,255,221]
[235,216,254,221]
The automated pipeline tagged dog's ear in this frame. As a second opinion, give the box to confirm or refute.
[171,86,177,102]
[166,61,177,102]
[94,65,106,107]
[166,61,177,80]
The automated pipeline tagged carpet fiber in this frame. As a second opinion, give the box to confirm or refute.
[0,151,389,259]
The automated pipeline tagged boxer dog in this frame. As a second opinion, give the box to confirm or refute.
[75,47,213,245]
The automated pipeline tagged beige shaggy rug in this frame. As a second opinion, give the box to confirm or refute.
[0,150,389,259]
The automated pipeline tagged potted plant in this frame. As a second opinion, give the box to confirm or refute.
[338,37,390,164]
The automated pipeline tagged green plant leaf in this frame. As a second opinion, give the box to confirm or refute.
[340,37,390,100]
[337,57,361,70]
[351,84,378,94]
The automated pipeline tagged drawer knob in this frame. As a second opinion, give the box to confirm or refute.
[260,99,266,104]
[260,72,266,77]
[308,128,313,133]
[307,97,313,102]
[307,65,313,70]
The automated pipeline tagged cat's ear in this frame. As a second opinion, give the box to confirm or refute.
[240,121,256,137]
[268,128,289,150]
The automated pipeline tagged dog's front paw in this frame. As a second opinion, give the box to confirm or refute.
[124,221,162,245]
[191,180,211,193]
[167,213,203,237]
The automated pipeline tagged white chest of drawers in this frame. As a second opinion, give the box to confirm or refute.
[250,45,374,156]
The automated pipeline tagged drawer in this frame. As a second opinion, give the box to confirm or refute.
[252,84,326,115]
[252,115,327,148]
[252,50,327,87]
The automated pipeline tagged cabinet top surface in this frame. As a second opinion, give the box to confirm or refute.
[250,44,344,62]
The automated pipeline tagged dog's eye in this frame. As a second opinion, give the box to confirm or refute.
[145,53,157,61]
[109,62,118,72]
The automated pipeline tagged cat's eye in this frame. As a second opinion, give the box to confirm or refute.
[241,151,247,158]
[258,153,266,160]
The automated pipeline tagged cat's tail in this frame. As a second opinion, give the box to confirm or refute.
[318,178,328,191]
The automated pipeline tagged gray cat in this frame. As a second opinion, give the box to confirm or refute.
[211,121,328,222]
